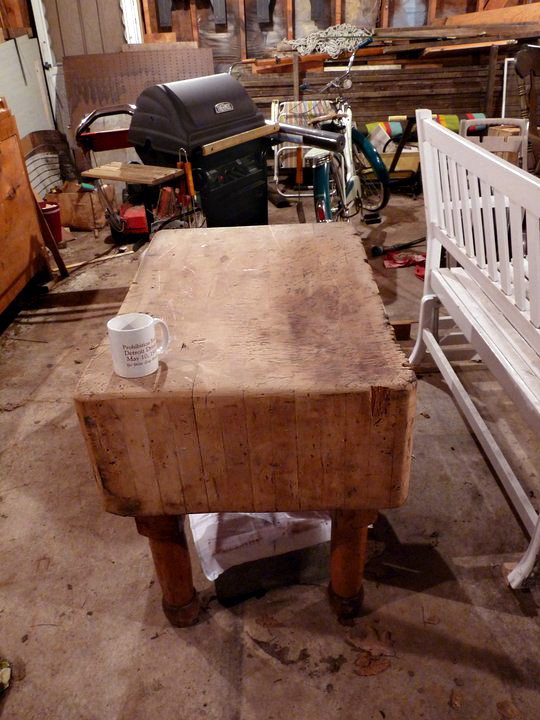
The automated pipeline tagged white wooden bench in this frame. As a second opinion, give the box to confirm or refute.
[411,108,540,588]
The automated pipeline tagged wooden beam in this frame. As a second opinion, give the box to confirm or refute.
[238,0,247,60]
[1,0,29,28]
[201,122,280,156]
[374,22,540,37]
[172,7,193,41]
[286,0,294,41]
[485,44,499,116]
[141,0,159,34]
[334,0,343,25]
[421,39,517,55]
[484,0,516,8]
[427,0,438,25]
[444,2,540,26]
[380,0,391,28]
[190,0,199,46]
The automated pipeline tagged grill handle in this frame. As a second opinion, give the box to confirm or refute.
[274,123,345,153]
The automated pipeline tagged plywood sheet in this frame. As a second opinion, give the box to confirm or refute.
[42,0,125,58]
[63,47,213,126]
[0,36,54,136]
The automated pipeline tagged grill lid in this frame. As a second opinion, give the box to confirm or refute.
[128,73,265,161]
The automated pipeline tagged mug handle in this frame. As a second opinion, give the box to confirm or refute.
[152,317,170,356]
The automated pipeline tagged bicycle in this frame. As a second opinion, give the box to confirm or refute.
[272,43,390,222]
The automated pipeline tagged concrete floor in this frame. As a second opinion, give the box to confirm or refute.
[0,195,539,719]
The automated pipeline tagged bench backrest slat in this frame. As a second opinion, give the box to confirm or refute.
[417,108,540,352]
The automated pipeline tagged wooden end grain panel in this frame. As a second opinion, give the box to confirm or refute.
[75,224,416,516]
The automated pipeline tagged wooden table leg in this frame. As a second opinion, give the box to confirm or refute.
[329,509,378,618]
[135,515,200,627]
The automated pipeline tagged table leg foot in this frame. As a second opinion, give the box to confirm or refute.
[329,509,378,619]
[327,583,364,619]
[162,593,200,627]
[136,515,200,627]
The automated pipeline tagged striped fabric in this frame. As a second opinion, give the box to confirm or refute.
[275,100,334,169]
[367,112,486,140]
[464,112,487,133]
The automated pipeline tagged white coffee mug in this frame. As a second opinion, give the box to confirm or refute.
[107,312,170,378]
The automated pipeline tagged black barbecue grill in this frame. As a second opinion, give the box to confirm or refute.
[128,73,344,228]
[77,73,345,230]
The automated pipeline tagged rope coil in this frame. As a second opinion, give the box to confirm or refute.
[288,23,373,58]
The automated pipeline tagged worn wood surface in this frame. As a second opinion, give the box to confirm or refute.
[201,122,279,155]
[0,100,50,313]
[444,1,540,25]
[75,224,416,517]
[421,39,515,56]
[81,162,183,185]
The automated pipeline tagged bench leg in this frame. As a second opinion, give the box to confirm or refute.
[329,509,378,618]
[409,293,438,367]
[135,515,200,627]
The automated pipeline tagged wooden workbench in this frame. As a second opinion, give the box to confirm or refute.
[74,224,416,625]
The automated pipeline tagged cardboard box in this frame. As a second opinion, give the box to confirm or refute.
[487,125,522,165]
[46,182,115,230]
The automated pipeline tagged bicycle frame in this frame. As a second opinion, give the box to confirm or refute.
[307,103,360,222]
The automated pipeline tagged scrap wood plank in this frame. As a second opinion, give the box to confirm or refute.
[141,0,159,34]
[190,0,199,46]
[380,0,391,28]
[427,0,438,25]
[484,0,517,8]
[144,32,177,43]
[444,2,540,26]
[171,7,193,42]
[238,0,247,60]
[421,39,517,56]
[201,122,279,156]
[1,0,29,28]
[374,23,540,38]
[81,161,183,185]
[286,0,293,40]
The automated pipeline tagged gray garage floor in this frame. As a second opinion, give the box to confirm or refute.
[0,195,538,720]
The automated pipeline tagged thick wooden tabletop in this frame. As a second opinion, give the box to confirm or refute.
[75,224,416,517]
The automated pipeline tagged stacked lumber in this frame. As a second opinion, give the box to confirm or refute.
[246,22,538,75]
[241,65,492,123]
[238,17,540,124]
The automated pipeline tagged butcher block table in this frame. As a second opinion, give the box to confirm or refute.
[74,224,416,626]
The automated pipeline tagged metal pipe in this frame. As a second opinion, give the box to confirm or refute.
[275,122,345,152]
[502,57,515,117]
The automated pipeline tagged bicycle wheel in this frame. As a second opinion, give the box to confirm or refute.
[329,155,348,221]
[351,132,390,213]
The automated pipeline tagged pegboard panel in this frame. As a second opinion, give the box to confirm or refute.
[64,48,214,127]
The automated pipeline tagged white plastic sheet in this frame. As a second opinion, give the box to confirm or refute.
[189,512,331,581]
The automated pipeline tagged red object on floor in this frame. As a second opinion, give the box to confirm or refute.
[39,201,63,247]
[383,251,426,279]
[121,203,148,234]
